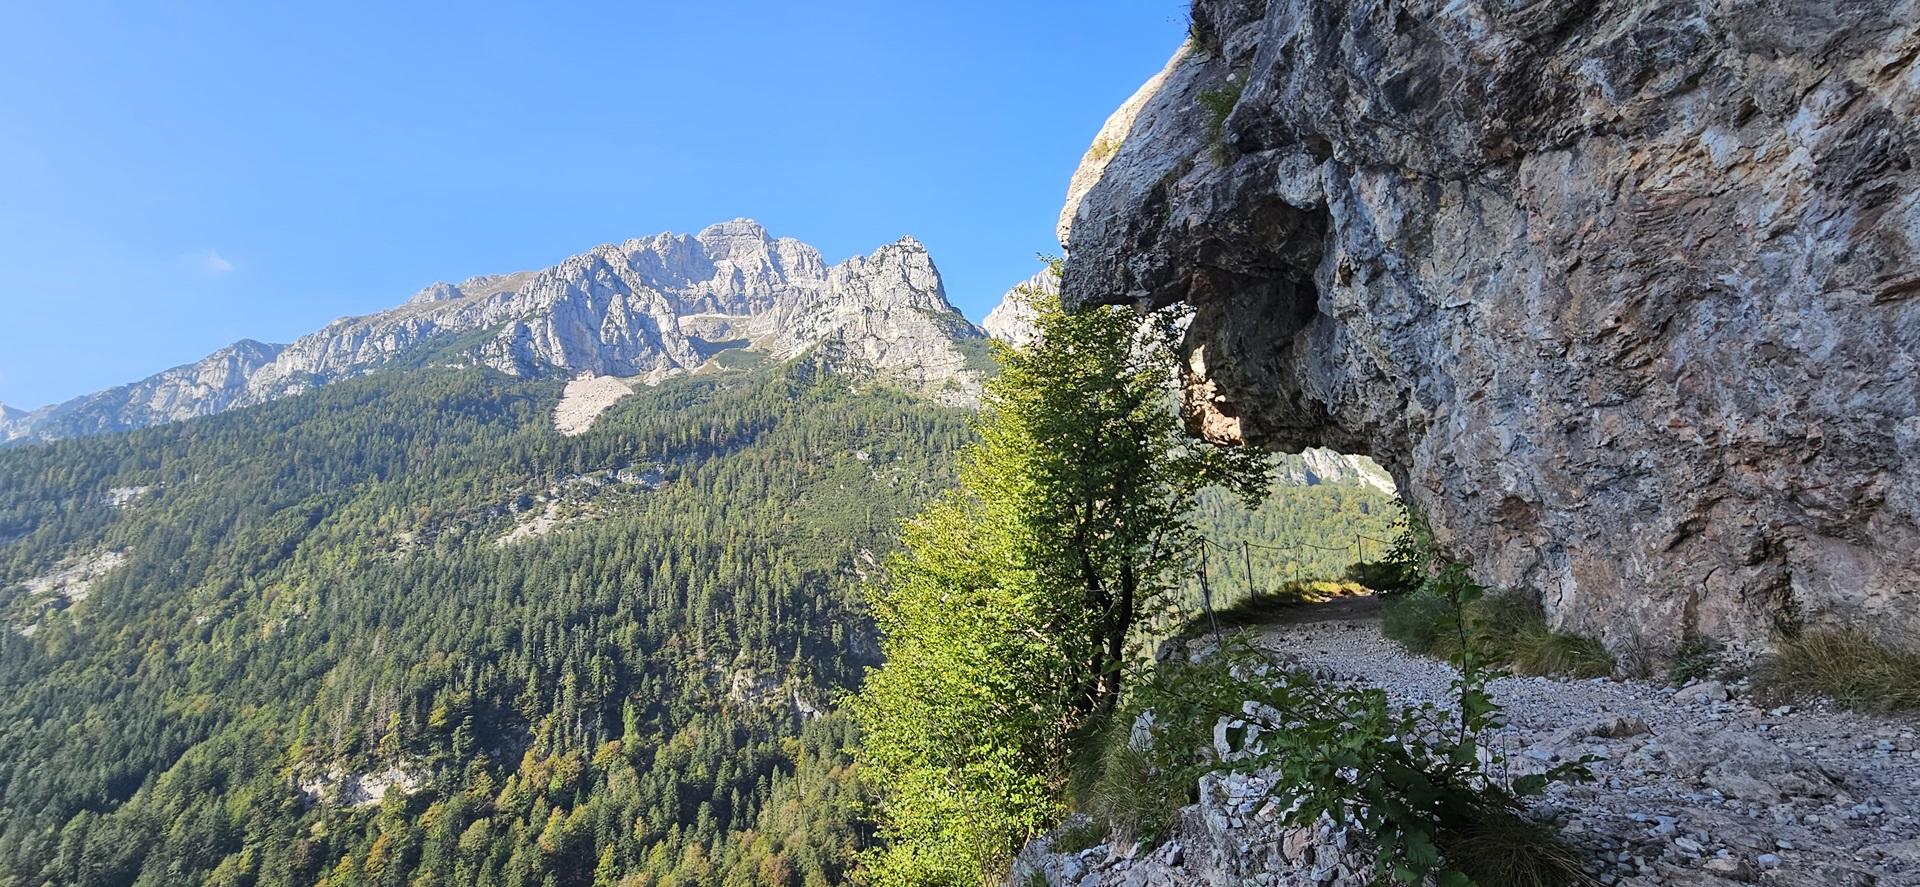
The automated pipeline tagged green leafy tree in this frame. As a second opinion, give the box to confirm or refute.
[855,281,1266,885]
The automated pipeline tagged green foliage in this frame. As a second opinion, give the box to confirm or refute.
[1669,634,1726,686]
[853,280,1267,886]
[1133,631,1592,887]
[1172,484,1402,620]
[851,486,1065,885]
[1069,714,1186,847]
[1380,567,1613,679]
[1198,74,1246,163]
[1345,503,1431,595]
[1753,629,1920,713]
[0,360,974,887]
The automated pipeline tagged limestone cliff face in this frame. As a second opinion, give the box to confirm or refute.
[0,340,285,444]
[1060,0,1920,650]
[6,221,986,444]
[981,269,1061,347]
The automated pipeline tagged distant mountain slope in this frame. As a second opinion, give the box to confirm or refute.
[0,340,286,444]
[1,220,986,445]
[981,267,1058,346]
[0,360,976,886]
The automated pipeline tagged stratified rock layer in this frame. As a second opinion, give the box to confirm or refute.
[1060,0,1920,650]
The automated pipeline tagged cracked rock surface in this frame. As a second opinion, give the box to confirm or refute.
[1058,0,1920,650]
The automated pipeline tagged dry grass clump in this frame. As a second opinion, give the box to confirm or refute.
[1443,813,1599,887]
[1753,629,1920,713]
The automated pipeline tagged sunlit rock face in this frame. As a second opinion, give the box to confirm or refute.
[1060,0,1920,651]
[5,221,988,444]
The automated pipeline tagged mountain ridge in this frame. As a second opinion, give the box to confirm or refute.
[0,220,987,445]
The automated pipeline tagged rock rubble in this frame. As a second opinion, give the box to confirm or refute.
[1016,603,1920,885]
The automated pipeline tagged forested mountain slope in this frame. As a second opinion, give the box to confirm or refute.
[0,359,976,886]
[0,277,1399,886]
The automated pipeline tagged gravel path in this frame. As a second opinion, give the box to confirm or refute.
[1253,601,1920,886]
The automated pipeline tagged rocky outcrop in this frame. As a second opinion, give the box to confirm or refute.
[1059,0,1920,651]
[4,221,987,444]
[1274,448,1395,495]
[0,340,285,444]
[1017,609,1920,886]
[983,267,1397,495]
[981,268,1062,346]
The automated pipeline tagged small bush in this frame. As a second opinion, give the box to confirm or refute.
[1382,575,1613,678]
[1753,629,1920,713]
[1669,633,1725,686]
[1134,634,1592,887]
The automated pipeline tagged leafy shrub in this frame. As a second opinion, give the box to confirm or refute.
[1753,629,1920,713]
[1132,632,1593,886]
[1669,633,1725,686]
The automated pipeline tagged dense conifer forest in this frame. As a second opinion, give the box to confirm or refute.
[0,356,1396,886]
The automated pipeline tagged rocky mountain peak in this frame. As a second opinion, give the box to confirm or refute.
[981,268,1060,347]
[408,282,464,305]
[5,221,988,445]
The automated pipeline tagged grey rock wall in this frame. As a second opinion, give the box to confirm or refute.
[1059,0,1920,650]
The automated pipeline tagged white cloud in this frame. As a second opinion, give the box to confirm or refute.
[201,250,235,275]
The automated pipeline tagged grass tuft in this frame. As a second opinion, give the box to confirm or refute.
[1049,815,1109,855]
[1068,712,1187,847]
[1382,588,1613,678]
[1669,633,1725,686]
[1184,10,1221,57]
[1752,629,1920,713]
[1443,813,1598,887]
[1197,75,1246,163]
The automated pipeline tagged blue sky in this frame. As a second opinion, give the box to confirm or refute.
[0,1,1188,409]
